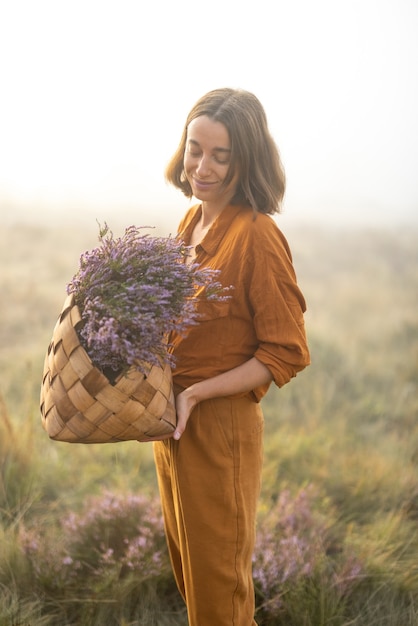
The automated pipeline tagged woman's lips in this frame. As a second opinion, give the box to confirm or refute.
[193,178,216,190]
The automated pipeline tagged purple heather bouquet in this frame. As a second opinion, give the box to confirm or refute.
[67,223,226,376]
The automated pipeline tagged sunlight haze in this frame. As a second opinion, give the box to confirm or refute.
[1,0,417,231]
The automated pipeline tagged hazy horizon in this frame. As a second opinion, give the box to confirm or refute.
[1,0,417,233]
[2,191,417,235]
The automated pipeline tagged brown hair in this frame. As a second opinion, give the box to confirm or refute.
[165,88,286,215]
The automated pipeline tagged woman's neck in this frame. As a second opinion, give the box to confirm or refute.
[200,200,228,228]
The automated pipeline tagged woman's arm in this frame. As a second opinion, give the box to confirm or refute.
[173,357,273,440]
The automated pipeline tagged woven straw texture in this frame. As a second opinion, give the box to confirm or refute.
[40,294,176,443]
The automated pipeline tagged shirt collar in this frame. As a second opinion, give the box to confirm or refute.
[180,204,249,257]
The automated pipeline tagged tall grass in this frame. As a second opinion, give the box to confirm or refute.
[0,221,417,624]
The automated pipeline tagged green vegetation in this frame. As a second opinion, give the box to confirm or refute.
[0,221,417,625]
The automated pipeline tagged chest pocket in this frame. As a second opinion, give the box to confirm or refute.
[196,298,230,322]
[188,298,231,364]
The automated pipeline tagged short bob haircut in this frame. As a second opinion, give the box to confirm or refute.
[165,88,286,215]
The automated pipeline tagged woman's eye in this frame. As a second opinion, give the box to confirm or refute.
[186,147,229,165]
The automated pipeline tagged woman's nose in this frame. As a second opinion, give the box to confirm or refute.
[196,155,211,176]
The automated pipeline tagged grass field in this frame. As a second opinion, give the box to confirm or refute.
[0,218,417,625]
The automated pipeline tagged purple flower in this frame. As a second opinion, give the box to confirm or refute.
[67,223,230,374]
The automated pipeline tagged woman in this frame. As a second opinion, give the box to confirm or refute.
[153,88,310,626]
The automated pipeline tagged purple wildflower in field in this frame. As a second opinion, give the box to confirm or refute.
[253,486,364,616]
[253,487,324,610]
[67,223,229,374]
[20,490,170,588]
[60,490,168,579]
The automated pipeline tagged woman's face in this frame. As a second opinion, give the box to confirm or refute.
[183,115,239,206]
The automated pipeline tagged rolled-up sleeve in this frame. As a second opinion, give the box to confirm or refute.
[250,229,310,387]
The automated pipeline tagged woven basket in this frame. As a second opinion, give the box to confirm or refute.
[40,294,176,443]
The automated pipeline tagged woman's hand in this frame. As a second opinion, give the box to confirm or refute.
[171,357,273,440]
[173,386,199,440]
[138,386,199,442]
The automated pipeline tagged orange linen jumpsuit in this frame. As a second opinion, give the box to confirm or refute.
[154,204,310,626]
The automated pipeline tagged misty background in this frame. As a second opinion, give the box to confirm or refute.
[1,0,417,234]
